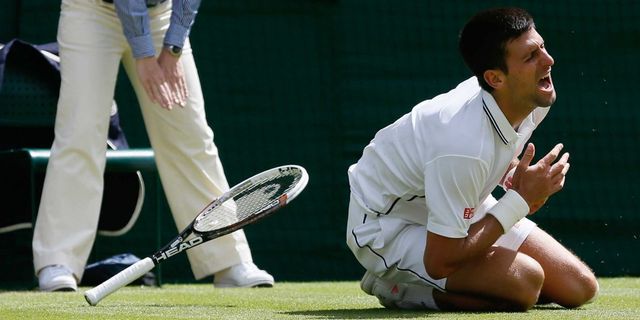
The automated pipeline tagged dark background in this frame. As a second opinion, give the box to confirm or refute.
[1,0,638,286]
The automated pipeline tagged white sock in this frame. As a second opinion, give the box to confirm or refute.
[396,284,439,310]
[370,276,439,310]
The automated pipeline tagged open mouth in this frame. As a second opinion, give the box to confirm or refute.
[538,74,553,91]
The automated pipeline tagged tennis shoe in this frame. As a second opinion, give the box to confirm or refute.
[360,271,401,309]
[360,270,377,295]
[361,271,439,310]
[214,262,274,288]
[38,265,77,292]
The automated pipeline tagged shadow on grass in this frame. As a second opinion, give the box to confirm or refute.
[532,304,565,310]
[283,307,437,319]
[283,304,566,319]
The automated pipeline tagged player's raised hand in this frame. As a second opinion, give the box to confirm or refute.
[510,143,570,214]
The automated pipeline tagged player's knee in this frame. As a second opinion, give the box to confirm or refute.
[583,274,600,304]
[558,269,599,308]
[511,255,545,311]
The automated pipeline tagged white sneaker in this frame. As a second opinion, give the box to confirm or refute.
[360,270,377,295]
[360,271,438,310]
[38,265,77,292]
[214,262,274,288]
[360,271,400,308]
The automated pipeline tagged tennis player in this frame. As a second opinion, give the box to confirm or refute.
[346,7,598,311]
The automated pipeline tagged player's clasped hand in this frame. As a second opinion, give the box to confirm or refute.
[510,143,570,214]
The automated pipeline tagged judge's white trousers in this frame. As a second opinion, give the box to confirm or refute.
[32,0,252,280]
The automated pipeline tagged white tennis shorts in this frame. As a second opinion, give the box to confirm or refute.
[346,193,536,292]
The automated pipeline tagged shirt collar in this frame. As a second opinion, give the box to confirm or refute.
[481,90,518,145]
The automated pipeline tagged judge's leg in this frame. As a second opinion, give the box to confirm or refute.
[121,34,268,284]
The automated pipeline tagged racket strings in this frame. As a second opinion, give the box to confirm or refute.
[194,172,301,232]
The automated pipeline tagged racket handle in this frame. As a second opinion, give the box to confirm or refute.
[84,257,155,306]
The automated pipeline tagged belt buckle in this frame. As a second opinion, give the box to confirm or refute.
[148,0,168,8]
[102,0,165,7]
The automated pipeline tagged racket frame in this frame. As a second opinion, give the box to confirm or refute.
[84,165,308,306]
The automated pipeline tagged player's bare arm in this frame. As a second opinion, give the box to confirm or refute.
[425,217,506,279]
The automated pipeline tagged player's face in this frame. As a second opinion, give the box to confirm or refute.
[503,28,556,108]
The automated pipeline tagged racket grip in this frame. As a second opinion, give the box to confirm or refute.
[84,257,155,306]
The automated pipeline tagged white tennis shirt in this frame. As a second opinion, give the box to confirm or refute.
[348,77,550,238]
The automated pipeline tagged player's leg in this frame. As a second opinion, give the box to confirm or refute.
[350,223,543,311]
[437,217,544,311]
[33,0,125,290]
[442,222,599,310]
[347,196,541,311]
[438,245,544,311]
[518,227,599,308]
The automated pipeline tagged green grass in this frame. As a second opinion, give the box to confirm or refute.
[0,278,639,319]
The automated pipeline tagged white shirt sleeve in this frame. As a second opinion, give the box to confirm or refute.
[424,155,489,238]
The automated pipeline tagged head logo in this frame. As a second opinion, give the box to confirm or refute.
[463,207,475,219]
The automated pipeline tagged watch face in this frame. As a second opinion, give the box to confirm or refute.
[166,45,181,56]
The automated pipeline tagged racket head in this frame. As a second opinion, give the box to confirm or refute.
[192,165,309,234]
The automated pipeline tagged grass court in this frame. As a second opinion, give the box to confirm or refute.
[1,278,639,319]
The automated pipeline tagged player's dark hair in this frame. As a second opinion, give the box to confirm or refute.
[459,7,535,92]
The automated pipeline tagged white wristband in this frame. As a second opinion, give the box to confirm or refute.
[488,189,529,233]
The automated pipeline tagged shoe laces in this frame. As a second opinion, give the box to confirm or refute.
[44,265,72,276]
[237,262,260,273]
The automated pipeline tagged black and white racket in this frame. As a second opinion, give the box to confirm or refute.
[85,165,309,306]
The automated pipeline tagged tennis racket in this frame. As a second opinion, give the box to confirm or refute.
[84,165,309,306]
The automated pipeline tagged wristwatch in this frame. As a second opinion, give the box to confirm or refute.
[164,44,182,57]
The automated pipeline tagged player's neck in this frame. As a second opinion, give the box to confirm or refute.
[491,92,534,130]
